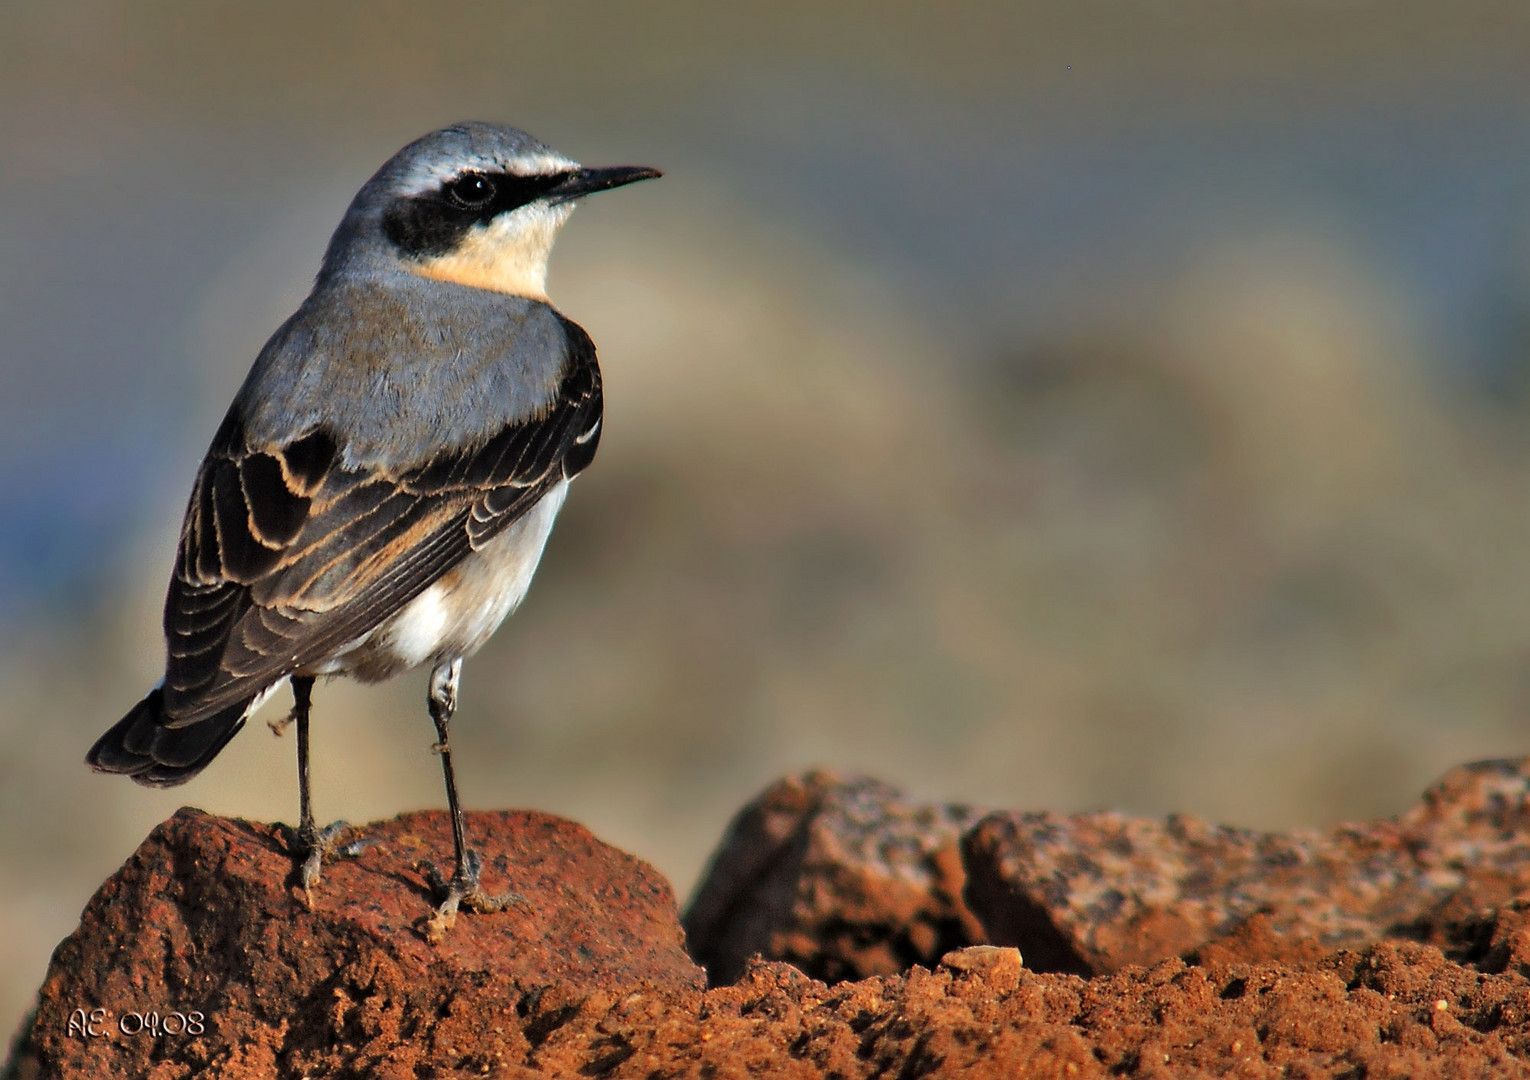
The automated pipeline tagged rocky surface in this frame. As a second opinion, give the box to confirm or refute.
[963,757,1530,975]
[12,760,1530,1077]
[6,807,702,1079]
[683,770,986,985]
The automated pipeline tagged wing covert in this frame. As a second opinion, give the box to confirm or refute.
[159,315,602,725]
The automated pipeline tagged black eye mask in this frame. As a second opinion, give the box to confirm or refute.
[383,170,573,259]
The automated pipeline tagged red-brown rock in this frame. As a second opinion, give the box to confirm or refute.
[682,770,986,985]
[964,757,1530,975]
[24,930,1530,1079]
[16,762,1530,1077]
[10,807,702,1079]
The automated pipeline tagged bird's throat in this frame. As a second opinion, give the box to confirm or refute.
[408,214,560,299]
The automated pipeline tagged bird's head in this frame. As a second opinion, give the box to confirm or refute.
[323,122,660,298]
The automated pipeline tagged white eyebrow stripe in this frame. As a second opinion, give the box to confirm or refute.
[396,153,580,197]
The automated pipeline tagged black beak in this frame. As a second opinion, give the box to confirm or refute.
[548,165,663,204]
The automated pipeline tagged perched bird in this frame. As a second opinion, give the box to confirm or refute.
[87,122,660,935]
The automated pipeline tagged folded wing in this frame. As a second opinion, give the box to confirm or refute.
[159,318,602,726]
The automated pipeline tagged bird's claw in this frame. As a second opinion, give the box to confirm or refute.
[420,848,527,943]
[280,819,358,907]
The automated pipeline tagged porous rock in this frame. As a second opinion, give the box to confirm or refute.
[682,770,986,985]
[964,757,1530,975]
[19,927,1530,1078]
[15,761,1530,1077]
[8,807,702,1079]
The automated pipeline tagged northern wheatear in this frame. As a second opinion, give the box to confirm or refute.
[87,122,660,937]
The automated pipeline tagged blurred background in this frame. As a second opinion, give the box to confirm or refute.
[6,0,1530,1039]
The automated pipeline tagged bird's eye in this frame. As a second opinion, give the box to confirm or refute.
[446,173,496,210]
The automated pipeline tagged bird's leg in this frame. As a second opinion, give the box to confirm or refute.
[421,658,522,941]
[278,675,357,906]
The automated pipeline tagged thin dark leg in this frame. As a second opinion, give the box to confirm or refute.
[422,658,521,942]
[278,675,355,906]
[294,675,316,834]
[428,661,470,878]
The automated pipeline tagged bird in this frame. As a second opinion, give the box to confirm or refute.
[86,122,660,937]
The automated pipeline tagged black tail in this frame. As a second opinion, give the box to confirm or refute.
[86,688,250,788]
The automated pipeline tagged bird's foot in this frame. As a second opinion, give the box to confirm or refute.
[279,820,365,907]
[267,704,298,736]
[420,848,526,944]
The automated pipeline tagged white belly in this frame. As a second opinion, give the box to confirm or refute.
[308,480,569,682]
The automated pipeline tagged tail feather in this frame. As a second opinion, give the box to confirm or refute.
[87,688,250,788]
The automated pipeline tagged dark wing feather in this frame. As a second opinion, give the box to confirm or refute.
[158,317,602,725]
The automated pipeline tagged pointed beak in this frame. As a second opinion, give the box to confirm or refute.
[548,165,663,204]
